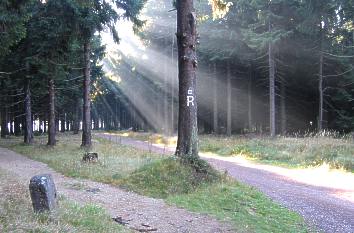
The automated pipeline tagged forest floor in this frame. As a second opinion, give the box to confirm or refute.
[0,146,232,233]
[0,133,308,233]
[98,131,354,233]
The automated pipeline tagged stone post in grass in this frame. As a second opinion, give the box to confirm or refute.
[29,174,57,213]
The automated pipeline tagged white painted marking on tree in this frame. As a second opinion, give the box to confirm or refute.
[187,88,194,106]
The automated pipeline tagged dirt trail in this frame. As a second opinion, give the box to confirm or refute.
[0,147,233,233]
[97,133,354,233]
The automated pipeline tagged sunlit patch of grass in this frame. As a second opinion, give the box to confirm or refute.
[0,133,163,185]
[105,130,177,147]
[199,134,354,172]
[0,169,129,233]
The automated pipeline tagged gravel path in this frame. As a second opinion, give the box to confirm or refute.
[0,147,233,233]
[97,133,354,233]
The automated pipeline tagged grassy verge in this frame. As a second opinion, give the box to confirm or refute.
[122,158,308,232]
[0,133,309,232]
[105,130,354,172]
[199,135,354,172]
[0,169,128,233]
[0,133,163,185]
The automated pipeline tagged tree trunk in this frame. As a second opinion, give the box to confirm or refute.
[318,52,324,132]
[81,40,92,147]
[269,41,276,137]
[175,0,198,158]
[73,97,80,134]
[1,91,9,138]
[164,38,169,135]
[1,110,8,138]
[60,113,65,132]
[280,81,287,135]
[14,115,21,136]
[213,62,218,134]
[171,29,176,134]
[248,65,253,132]
[226,61,232,136]
[47,78,56,146]
[24,75,33,144]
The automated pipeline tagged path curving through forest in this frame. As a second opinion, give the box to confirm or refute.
[97,133,354,233]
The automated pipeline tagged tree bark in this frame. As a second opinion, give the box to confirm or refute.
[226,61,232,136]
[24,72,33,144]
[164,38,169,135]
[1,89,9,138]
[171,29,176,134]
[175,0,198,158]
[73,97,80,134]
[318,52,324,132]
[248,65,253,132]
[269,41,276,137]
[14,115,21,136]
[81,40,92,147]
[47,78,56,146]
[213,62,218,134]
[280,81,287,135]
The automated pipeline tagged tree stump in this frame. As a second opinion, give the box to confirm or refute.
[29,174,57,213]
[82,152,98,162]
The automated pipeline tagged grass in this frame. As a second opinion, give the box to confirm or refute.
[107,130,177,146]
[199,134,354,172]
[168,181,307,233]
[0,132,163,185]
[0,133,309,232]
[105,130,354,172]
[0,169,129,233]
[123,158,309,232]
[121,157,221,198]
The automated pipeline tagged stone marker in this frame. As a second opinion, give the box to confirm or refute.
[29,174,57,213]
[83,152,98,162]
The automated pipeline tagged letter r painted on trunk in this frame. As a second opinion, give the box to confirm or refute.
[187,88,194,106]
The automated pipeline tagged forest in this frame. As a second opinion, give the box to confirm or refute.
[1,0,354,145]
[1,1,354,233]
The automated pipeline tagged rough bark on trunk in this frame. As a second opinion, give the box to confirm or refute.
[1,91,9,138]
[1,110,8,138]
[24,75,33,144]
[47,78,56,146]
[269,41,276,137]
[226,61,232,136]
[175,0,198,158]
[280,81,287,135]
[164,38,169,135]
[73,97,80,134]
[318,52,324,132]
[248,65,253,131]
[171,30,176,134]
[81,40,92,147]
[213,63,218,134]
[14,115,21,136]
